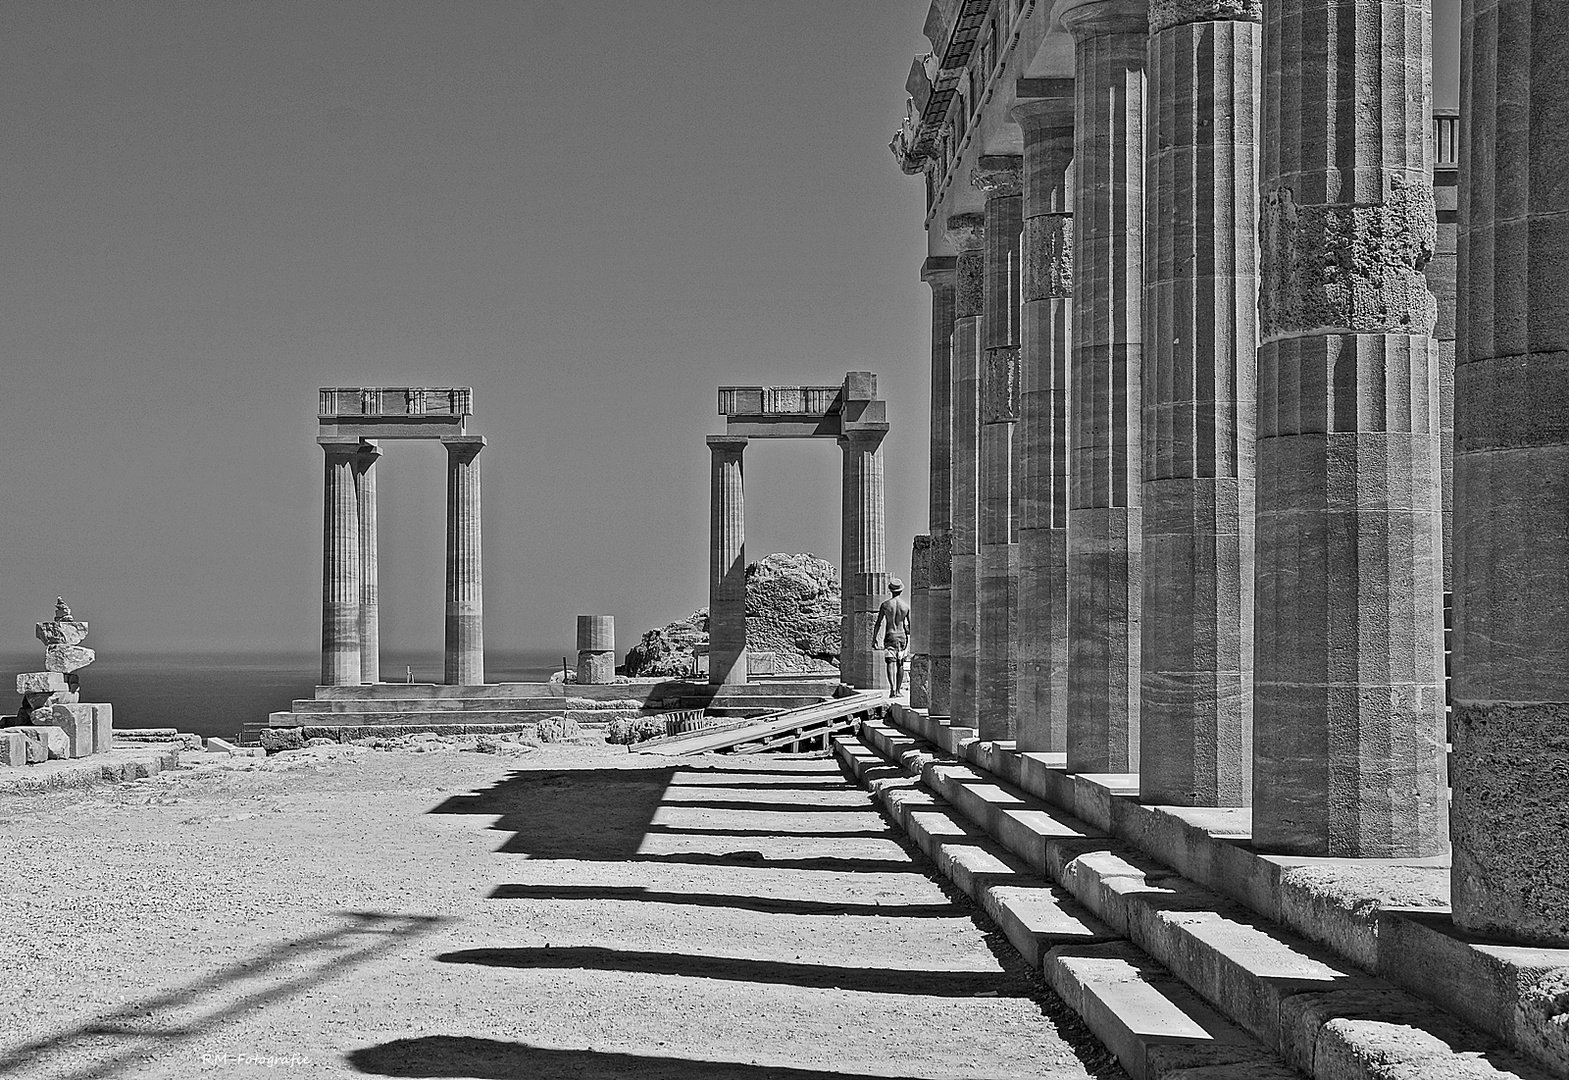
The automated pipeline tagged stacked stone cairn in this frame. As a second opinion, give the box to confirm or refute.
[0,599,113,766]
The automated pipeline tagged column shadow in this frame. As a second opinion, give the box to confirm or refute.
[486,883,962,918]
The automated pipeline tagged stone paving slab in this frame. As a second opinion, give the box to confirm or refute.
[0,745,180,795]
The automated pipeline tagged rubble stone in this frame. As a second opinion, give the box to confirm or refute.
[44,646,95,674]
[35,620,88,647]
[0,731,28,766]
[17,672,71,695]
[30,704,95,758]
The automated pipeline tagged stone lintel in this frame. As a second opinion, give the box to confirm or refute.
[723,419,841,439]
[971,156,1024,200]
[318,418,466,441]
[1148,0,1260,34]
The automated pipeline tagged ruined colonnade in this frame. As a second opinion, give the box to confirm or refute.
[896,0,1565,948]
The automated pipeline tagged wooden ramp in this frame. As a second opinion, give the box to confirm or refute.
[629,690,887,756]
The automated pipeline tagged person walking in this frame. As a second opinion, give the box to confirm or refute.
[871,578,911,697]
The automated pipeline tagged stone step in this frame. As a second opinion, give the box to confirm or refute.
[833,736,1296,1080]
[851,719,1556,1080]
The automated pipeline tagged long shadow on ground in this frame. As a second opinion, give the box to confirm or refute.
[489,883,961,917]
[348,1036,931,1078]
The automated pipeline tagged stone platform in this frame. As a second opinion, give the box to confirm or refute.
[837,704,1569,1080]
[0,744,181,795]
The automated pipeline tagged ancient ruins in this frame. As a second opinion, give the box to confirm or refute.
[0,600,113,765]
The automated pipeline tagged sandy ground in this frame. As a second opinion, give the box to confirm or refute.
[0,741,1124,1080]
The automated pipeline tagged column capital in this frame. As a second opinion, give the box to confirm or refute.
[838,424,889,450]
[441,434,485,458]
[1011,82,1076,133]
[944,212,986,253]
[921,255,957,284]
[707,434,749,454]
[354,439,382,464]
[971,156,1023,200]
[1060,0,1149,39]
[318,438,363,456]
[1148,0,1259,35]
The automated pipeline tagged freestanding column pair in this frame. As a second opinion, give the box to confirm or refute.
[319,435,484,687]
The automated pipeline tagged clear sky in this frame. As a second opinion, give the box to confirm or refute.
[0,1,935,657]
[0,0,1466,659]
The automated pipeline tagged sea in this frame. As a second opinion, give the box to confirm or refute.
[0,649,568,742]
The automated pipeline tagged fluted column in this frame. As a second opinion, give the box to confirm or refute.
[947,213,986,726]
[320,440,362,686]
[708,435,749,686]
[1452,0,1569,944]
[974,157,1024,741]
[1014,85,1075,755]
[919,256,958,714]
[443,435,485,686]
[841,426,890,690]
[1065,0,1147,773]
[1254,0,1445,855]
[353,441,381,685]
[1139,0,1260,806]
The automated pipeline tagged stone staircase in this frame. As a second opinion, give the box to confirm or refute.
[834,708,1568,1080]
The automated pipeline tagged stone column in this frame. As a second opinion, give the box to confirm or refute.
[1428,136,1459,703]
[708,435,748,685]
[1452,0,1569,945]
[577,615,615,685]
[920,255,958,714]
[1064,0,1147,773]
[840,425,890,691]
[1013,84,1075,755]
[320,440,362,686]
[443,435,485,686]
[1138,0,1260,807]
[353,441,381,685]
[974,156,1024,742]
[947,213,986,727]
[1254,0,1446,855]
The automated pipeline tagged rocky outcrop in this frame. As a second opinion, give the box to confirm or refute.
[623,553,841,678]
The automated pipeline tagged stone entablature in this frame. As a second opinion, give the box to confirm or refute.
[319,387,472,418]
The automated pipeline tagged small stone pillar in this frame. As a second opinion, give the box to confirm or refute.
[840,425,889,691]
[1013,85,1075,755]
[1064,0,1148,773]
[974,155,1023,742]
[708,435,749,685]
[1452,0,1569,944]
[1139,0,1260,807]
[922,255,958,715]
[320,439,363,686]
[576,615,616,684]
[353,441,381,685]
[946,212,986,726]
[1253,0,1446,856]
[443,435,485,686]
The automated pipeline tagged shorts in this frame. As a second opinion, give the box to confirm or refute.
[883,631,908,655]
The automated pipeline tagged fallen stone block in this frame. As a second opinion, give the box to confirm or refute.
[17,672,71,695]
[259,727,306,754]
[5,725,70,760]
[0,731,29,766]
[88,703,113,754]
[44,645,95,674]
[30,703,95,757]
[35,620,88,647]
[0,728,49,763]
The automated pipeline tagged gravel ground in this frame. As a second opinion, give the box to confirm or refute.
[0,741,1124,1080]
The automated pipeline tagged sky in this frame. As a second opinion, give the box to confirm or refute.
[0,0,935,657]
[0,0,1466,660]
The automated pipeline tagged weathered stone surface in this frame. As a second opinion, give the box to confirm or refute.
[89,703,113,754]
[320,441,363,686]
[260,727,307,753]
[24,690,79,710]
[29,704,94,758]
[746,553,842,674]
[0,731,28,766]
[950,313,983,726]
[1021,216,1073,301]
[442,436,484,687]
[839,428,888,690]
[35,620,88,647]
[44,645,94,674]
[946,213,986,320]
[575,651,616,686]
[6,725,69,760]
[17,672,71,695]
[708,434,748,685]
[1148,0,1260,34]
[624,612,709,679]
[981,348,1021,424]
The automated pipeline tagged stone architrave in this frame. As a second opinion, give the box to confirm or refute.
[353,441,381,685]
[1139,0,1260,807]
[946,213,986,728]
[1253,0,1446,855]
[1013,84,1075,755]
[443,436,485,686]
[840,425,889,691]
[921,255,959,715]
[1063,0,1147,773]
[708,435,749,685]
[1452,0,1569,945]
[320,440,363,686]
[973,156,1024,742]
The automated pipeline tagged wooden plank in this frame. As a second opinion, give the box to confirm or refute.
[631,690,885,757]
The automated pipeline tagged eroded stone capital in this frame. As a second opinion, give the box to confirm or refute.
[1060,0,1149,39]
[706,434,749,456]
[944,212,987,253]
[1011,88,1076,135]
[971,156,1024,199]
[981,347,1021,423]
[921,254,957,286]
[1023,216,1074,301]
[1148,0,1259,34]
[1259,176,1438,340]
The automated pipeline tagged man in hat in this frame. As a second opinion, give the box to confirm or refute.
[871,578,912,697]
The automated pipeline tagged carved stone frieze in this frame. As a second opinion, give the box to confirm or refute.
[981,347,1021,424]
[1148,0,1261,34]
[1023,215,1074,301]
[972,156,1024,199]
[1259,175,1438,340]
